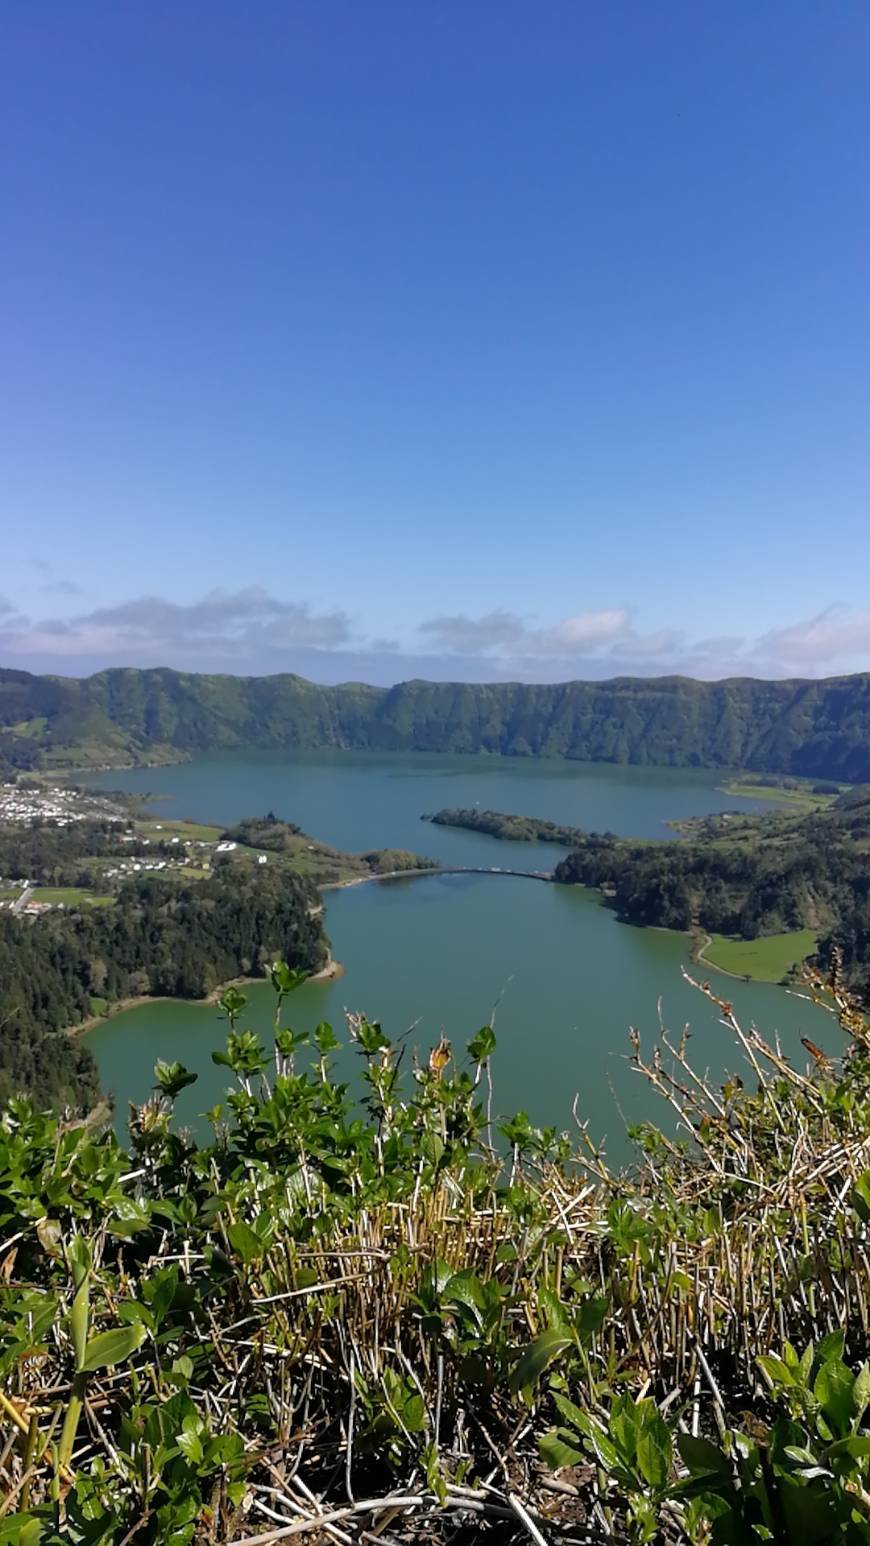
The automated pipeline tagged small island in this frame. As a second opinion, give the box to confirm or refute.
[425,807,591,846]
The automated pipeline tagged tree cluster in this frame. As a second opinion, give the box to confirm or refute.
[554,791,870,995]
[0,866,328,1109]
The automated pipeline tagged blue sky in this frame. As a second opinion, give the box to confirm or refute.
[2,2,870,683]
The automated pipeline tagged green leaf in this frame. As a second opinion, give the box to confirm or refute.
[634,1405,672,1490]
[313,1020,339,1053]
[357,1018,389,1054]
[70,1277,90,1371]
[271,960,308,995]
[67,1235,91,1289]
[677,1433,730,1479]
[609,1393,641,1461]
[176,1428,204,1464]
[539,1430,585,1470]
[553,1391,589,1433]
[468,1025,496,1063]
[758,1354,797,1387]
[783,1445,820,1467]
[148,1264,180,1326]
[81,1322,146,1372]
[827,1435,870,1461]
[117,1299,156,1334]
[0,1520,45,1546]
[813,1357,854,1436]
[154,1060,198,1099]
[443,1270,487,1319]
[106,1199,151,1238]
[575,1294,608,1343]
[220,986,247,1019]
[815,1331,845,1364]
[579,1415,621,1472]
[850,1170,870,1224]
[853,1362,870,1420]
[509,1329,572,1394]
[226,1220,265,1265]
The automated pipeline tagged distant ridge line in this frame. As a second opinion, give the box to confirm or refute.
[2,663,870,782]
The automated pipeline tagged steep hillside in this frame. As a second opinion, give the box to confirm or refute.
[4,664,870,778]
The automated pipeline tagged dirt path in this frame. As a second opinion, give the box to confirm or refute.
[693,931,750,983]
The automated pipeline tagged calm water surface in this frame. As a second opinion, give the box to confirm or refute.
[83,750,780,867]
[82,755,836,1158]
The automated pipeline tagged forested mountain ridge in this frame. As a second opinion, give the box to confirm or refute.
[4,664,870,778]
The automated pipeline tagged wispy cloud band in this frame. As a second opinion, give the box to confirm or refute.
[1,592,870,683]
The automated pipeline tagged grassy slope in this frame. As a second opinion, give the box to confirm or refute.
[702,928,818,981]
[718,778,839,811]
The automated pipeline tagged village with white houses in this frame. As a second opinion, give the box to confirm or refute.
[0,780,274,917]
[0,780,128,827]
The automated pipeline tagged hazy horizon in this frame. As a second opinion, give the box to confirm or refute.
[4,649,868,693]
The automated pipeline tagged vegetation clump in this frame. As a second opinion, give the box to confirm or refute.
[1,960,869,1543]
[429,807,590,846]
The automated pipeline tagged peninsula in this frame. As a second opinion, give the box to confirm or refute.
[0,790,437,1110]
[430,787,870,995]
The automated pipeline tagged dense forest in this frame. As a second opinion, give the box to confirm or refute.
[5,663,870,778]
[0,866,328,1108]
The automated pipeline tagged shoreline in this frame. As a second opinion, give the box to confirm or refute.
[68,867,550,1037]
[68,956,344,1038]
[693,931,747,983]
[691,929,794,986]
[65,870,551,1041]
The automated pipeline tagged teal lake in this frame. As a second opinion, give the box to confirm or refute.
[82,753,838,1158]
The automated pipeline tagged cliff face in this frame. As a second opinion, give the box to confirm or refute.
[3,664,870,779]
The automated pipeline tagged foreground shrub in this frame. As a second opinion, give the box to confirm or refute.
[1,961,869,1543]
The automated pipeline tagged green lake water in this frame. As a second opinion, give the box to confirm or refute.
[82,753,838,1158]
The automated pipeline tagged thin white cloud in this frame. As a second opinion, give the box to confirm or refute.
[2,593,870,683]
[417,604,870,681]
[547,611,630,650]
[419,611,529,653]
[419,608,631,660]
[753,607,870,672]
[0,588,352,665]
